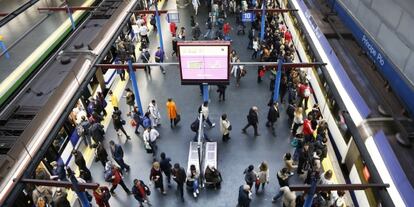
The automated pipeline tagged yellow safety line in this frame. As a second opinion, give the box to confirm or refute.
[66,0,167,203]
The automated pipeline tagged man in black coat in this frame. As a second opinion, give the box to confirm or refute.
[266,102,280,135]
[89,122,105,144]
[242,106,260,136]
[96,143,108,167]
[109,140,130,172]
[72,150,92,180]
[237,184,251,207]
[160,152,172,186]
[172,163,186,202]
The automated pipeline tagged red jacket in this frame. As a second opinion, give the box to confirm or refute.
[112,168,122,185]
[93,186,110,207]
[170,22,177,34]
[303,119,313,136]
[298,84,313,98]
[284,30,292,43]
[223,23,231,35]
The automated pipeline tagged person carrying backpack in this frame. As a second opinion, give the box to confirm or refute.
[131,179,151,206]
[93,186,111,207]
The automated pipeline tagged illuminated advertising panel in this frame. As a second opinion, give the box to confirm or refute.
[178,41,230,85]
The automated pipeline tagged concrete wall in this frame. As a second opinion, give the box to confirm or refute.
[337,0,414,86]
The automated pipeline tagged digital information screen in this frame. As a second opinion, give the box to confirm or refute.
[178,41,230,85]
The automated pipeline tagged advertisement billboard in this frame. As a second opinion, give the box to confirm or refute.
[178,41,230,85]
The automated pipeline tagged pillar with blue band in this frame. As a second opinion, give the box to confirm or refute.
[202,83,209,102]
[273,58,284,103]
[128,59,143,114]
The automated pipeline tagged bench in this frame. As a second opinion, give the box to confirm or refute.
[187,142,201,174]
[203,142,218,187]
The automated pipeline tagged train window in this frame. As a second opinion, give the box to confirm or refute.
[55,127,68,153]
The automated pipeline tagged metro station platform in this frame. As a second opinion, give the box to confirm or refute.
[2,0,414,207]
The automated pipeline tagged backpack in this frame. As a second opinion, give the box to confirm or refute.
[102,189,111,201]
[191,119,199,132]
[76,125,85,137]
[104,169,113,182]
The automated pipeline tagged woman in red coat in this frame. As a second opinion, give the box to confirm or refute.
[93,186,111,207]
[169,22,177,37]
[110,166,131,195]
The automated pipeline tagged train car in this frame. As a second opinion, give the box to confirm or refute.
[0,0,140,205]
[280,0,414,206]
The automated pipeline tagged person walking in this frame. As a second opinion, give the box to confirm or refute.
[131,179,151,207]
[79,116,92,148]
[160,152,172,187]
[187,164,200,198]
[149,161,167,194]
[243,165,257,190]
[237,184,252,207]
[256,161,269,193]
[199,101,215,128]
[154,47,166,74]
[148,100,161,127]
[112,109,131,140]
[110,165,131,195]
[132,107,143,134]
[271,168,290,202]
[272,186,296,206]
[96,142,109,167]
[93,186,111,207]
[251,37,259,59]
[140,48,151,74]
[217,84,227,102]
[266,102,280,136]
[231,57,244,87]
[125,88,135,116]
[220,113,231,142]
[242,106,260,136]
[109,140,130,172]
[223,22,232,41]
[143,127,159,157]
[172,163,186,202]
[166,98,179,128]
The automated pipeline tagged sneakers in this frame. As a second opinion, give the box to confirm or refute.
[211,123,216,127]
[242,129,247,133]
[193,192,198,198]
[196,189,199,194]
[126,136,131,140]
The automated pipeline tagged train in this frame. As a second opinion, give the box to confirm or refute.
[281,0,414,206]
[0,0,140,206]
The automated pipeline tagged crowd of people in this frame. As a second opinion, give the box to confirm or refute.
[27,0,348,207]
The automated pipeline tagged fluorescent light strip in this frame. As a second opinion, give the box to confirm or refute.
[365,136,405,206]
[290,0,363,126]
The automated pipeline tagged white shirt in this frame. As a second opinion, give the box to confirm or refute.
[143,129,159,142]
[139,25,148,36]
[201,105,209,118]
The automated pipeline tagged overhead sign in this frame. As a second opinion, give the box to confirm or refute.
[178,41,230,85]
[167,12,180,23]
[241,12,255,22]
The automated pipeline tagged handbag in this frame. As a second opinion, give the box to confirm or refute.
[255,178,260,186]
[130,119,137,127]
[174,114,181,125]
[228,124,232,131]
[290,138,299,147]
[121,119,126,125]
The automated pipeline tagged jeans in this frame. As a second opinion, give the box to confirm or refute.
[273,190,284,200]
[194,132,210,142]
[192,180,199,193]
[205,117,214,127]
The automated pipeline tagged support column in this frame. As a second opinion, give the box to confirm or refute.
[202,83,209,102]
[272,58,284,102]
[128,59,143,114]
[154,1,164,53]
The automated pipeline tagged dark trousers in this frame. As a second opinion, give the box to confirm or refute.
[116,126,129,137]
[292,123,302,136]
[170,118,176,127]
[255,182,266,191]
[298,96,309,109]
[205,117,214,127]
[222,133,230,142]
[114,158,130,172]
[110,179,130,194]
[243,123,258,135]
[177,183,184,199]
[219,90,225,101]
[99,158,108,167]
[163,171,171,184]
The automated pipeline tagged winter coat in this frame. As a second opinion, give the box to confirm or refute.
[220,118,231,135]
[52,191,70,207]
[32,186,53,205]
[267,105,280,122]
[238,185,251,207]
[172,167,186,185]
[247,109,258,124]
[277,170,289,187]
